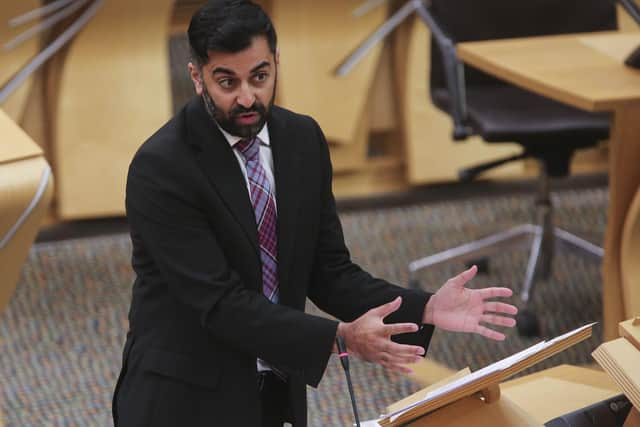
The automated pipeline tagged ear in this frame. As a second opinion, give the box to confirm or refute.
[275,48,280,67]
[188,62,204,95]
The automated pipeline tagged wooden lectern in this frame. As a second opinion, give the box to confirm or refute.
[593,317,640,427]
[374,324,593,426]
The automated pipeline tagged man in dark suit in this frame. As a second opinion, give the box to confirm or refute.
[113,1,518,426]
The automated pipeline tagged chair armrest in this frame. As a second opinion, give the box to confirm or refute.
[415,1,470,140]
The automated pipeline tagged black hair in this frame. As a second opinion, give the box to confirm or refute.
[188,0,277,67]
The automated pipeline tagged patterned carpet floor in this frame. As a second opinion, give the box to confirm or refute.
[0,186,607,426]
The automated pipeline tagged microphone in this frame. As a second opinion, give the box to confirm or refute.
[336,336,361,427]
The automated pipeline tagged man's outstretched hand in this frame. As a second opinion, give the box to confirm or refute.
[335,265,517,373]
[337,297,425,374]
[423,265,518,340]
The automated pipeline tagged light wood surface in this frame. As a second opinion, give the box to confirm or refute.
[620,318,640,350]
[457,32,640,341]
[400,364,619,426]
[331,156,407,198]
[604,102,640,340]
[408,358,456,387]
[54,0,173,219]
[272,0,387,145]
[0,111,42,164]
[457,32,640,112]
[328,110,368,173]
[502,365,621,425]
[407,393,541,427]
[380,325,592,426]
[0,1,40,122]
[0,110,53,313]
[593,338,640,412]
[502,364,618,392]
[621,189,640,318]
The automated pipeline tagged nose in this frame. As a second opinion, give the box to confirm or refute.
[237,83,256,109]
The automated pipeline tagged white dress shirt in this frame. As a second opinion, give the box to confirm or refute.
[216,123,279,374]
[217,124,277,204]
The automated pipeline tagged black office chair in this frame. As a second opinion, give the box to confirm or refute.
[407,0,623,336]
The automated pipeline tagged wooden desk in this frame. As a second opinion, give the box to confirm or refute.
[457,32,640,340]
[501,364,621,424]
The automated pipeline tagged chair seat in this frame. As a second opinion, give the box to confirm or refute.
[432,85,611,144]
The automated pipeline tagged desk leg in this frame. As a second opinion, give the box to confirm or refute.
[603,103,640,341]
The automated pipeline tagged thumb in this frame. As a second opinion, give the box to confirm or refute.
[373,296,402,318]
[448,265,477,289]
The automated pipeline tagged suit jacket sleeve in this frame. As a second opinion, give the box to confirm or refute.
[305,119,435,349]
[126,144,338,387]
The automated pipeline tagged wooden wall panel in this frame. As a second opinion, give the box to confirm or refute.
[0,110,53,314]
[272,0,387,145]
[0,1,41,122]
[54,0,174,219]
[621,188,640,319]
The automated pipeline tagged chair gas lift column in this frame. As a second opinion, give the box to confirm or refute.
[339,0,640,336]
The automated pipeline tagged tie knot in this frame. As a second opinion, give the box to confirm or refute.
[235,137,260,163]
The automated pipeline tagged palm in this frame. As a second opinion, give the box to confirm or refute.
[432,284,485,332]
[427,266,518,341]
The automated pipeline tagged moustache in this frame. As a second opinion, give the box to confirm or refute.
[230,103,266,117]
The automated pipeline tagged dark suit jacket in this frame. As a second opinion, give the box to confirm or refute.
[113,97,434,426]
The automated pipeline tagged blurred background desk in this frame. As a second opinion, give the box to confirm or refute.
[457,32,640,341]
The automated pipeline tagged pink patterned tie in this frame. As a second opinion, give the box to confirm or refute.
[235,137,279,303]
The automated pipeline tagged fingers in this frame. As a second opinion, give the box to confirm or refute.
[480,313,517,328]
[372,296,403,318]
[384,322,420,336]
[474,324,507,341]
[484,301,518,316]
[478,287,513,299]
[379,352,423,374]
[383,340,426,357]
[448,265,478,289]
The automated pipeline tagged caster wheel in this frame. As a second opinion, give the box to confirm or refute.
[516,309,540,337]
[466,257,489,275]
[408,279,421,290]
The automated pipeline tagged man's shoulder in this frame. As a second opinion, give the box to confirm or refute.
[271,105,320,132]
[129,106,191,174]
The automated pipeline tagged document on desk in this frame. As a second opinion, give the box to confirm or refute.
[380,322,596,427]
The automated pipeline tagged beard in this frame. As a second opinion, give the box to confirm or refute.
[201,78,277,139]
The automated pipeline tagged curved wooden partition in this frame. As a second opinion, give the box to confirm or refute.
[0,110,53,314]
[621,188,640,317]
[271,0,387,145]
[54,0,174,219]
[0,1,41,122]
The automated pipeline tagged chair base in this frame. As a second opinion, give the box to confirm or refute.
[408,223,603,305]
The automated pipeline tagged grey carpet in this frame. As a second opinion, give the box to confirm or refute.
[0,186,607,426]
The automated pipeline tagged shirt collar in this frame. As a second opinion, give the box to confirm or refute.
[216,122,271,148]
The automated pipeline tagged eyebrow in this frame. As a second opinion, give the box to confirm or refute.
[211,61,271,76]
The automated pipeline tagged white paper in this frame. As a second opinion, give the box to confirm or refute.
[359,420,382,427]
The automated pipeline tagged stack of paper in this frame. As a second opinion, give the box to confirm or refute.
[592,337,640,412]
[374,323,595,427]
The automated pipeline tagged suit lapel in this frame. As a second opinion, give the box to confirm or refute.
[185,98,260,256]
[269,107,301,301]
[184,99,301,299]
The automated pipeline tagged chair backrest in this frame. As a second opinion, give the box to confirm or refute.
[429,0,619,90]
